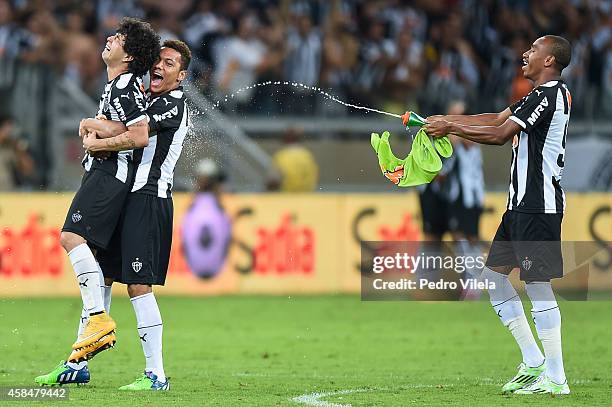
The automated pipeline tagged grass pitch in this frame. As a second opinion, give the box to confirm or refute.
[0,296,610,406]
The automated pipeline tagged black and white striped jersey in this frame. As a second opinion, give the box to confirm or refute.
[131,86,189,198]
[82,72,147,183]
[507,79,571,214]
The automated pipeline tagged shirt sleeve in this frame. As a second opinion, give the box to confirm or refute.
[508,89,553,132]
[146,96,184,134]
[110,80,147,127]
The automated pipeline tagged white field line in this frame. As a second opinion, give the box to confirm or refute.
[290,389,369,407]
[290,384,454,407]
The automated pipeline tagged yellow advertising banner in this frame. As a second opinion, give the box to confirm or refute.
[0,192,610,297]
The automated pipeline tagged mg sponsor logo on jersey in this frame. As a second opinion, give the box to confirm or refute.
[527,97,549,126]
[153,106,178,122]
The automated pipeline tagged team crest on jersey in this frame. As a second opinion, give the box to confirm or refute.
[522,257,532,271]
[132,258,143,273]
[71,211,82,223]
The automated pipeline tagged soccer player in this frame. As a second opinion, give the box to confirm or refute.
[34,18,160,385]
[78,40,192,391]
[424,35,572,395]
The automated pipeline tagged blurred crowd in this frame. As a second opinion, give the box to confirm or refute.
[1,0,611,120]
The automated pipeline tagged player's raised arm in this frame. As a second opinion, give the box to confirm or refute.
[427,108,512,127]
[424,116,521,146]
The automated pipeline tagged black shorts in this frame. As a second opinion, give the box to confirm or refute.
[98,193,173,286]
[485,210,563,281]
[62,168,133,251]
[419,187,448,236]
[420,187,482,238]
[448,203,482,238]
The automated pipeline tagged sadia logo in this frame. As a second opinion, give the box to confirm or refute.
[232,210,315,275]
[253,213,315,275]
[353,208,421,243]
[353,208,421,273]
[0,214,63,277]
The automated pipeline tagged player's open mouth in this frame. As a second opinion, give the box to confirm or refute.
[522,58,528,70]
[151,72,164,87]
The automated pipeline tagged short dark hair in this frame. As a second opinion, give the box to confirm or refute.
[162,39,192,71]
[117,17,161,76]
[545,35,572,72]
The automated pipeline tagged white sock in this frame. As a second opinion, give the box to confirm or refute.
[131,292,165,382]
[459,240,483,299]
[526,282,566,384]
[68,267,112,371]
[68,244,104,315]
[102,285,112,313]
[483,268,544,367]
[97,262,112,313]
[67,307,90,370]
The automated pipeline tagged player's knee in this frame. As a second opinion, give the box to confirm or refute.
[104,278,115,286]
[59,231,86,253]
[127,284,152,298]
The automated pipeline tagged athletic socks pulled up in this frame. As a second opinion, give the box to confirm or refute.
[525,282,566,384]
[483,268,544,368]
[68,244,105,315]
[68,263,112,371]
[131,292,166,382]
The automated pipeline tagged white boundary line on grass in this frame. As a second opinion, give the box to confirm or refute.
[291,389,369,407]
[290,384,453,407]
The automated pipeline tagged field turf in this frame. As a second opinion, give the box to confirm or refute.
[0,296,610,406]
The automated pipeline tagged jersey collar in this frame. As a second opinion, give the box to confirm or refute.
[541,79,563,87]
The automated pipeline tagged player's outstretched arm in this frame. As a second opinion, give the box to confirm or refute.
[80,118,128,139]
[83,120,149,152]
[427,108,511,127]
[424,117,520,146]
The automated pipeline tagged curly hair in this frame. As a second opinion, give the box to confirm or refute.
[116,17,161,76]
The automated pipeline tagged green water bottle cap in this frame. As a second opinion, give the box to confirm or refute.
[401,111,427,127]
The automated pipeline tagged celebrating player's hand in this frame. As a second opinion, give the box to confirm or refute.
[424,119,452,137]
[82,131,98,151]
[83,132,110,159]
[79,119,89,138]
